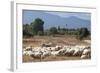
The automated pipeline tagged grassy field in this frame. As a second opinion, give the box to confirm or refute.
[23,35,91,62]
[23,35,90,47]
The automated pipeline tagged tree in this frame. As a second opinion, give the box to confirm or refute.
[66,24,67,29]
[30,18,44,35]
[49,27,58,35]
[58,26,61,31]
[76,28,90,40]
[23,24,33,37]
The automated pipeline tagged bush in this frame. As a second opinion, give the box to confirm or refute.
[76,28,90,40]
[37,31,44,36]
[49,27,58,35]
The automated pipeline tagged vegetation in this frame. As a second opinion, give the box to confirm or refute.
[23,18,90,40]
[30,18,44,35]
[76,28,90,40]
[23,24,33,37]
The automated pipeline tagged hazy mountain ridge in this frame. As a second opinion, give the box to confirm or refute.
[23,11,91,30]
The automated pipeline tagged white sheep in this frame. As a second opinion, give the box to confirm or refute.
[32,47,41,52]
[25,46,33,51]
[55,45,62,51]
[51,51,60,56]
[58,47,67,56]
[46,47,52,51]
[73,48,80,56]
[82,49,91,55]
[41,42,53,47]
[49,47,57,51]
[81,49,91,59]
[23,45,91,60]
[31,51,42,59]
[66,47,75,56]
[23,50,33,56]
[42,50,51,58]
[63,47,70,55]
[81,54,90,59]
[72,47,84,56]
[72,45,90,56]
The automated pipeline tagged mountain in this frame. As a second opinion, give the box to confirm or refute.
[23,11,91,30]
[63,16,91,30]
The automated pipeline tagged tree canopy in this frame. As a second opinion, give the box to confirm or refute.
[30,18,44,35]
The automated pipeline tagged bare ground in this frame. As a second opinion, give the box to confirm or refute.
[23,55,90,63]
[23,35,90,48]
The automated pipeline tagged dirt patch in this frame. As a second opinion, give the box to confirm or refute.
[23,55,90,63]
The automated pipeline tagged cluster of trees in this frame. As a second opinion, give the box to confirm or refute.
[23,18,44,36]
[23,18,90,40]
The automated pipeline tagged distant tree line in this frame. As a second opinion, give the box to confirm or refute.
[23,18,90,40]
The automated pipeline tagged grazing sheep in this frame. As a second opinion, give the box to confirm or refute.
[25,46,33,51]
[49,47,57,51]
[58,47,67,56]
[64,47,70,55]
[82,49,91,56]
[41,48,51,56]
[81,49,91,59]
[46,47,52,51]
[73,45,90,56]
[31,51,43,59]
[32,47,41,52]
[42,50,51,58]
[51,51,60,56]
[81,54,90,59]
[55,45,62,51]
[31,47,51,59]
[23,45,91,60]
[79,48,85,53]
[23,50,33,56]
[73,48,80,56]
[68,47,75,56]
[41,42,53,47]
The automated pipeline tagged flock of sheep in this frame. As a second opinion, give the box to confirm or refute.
[23,43,91,61]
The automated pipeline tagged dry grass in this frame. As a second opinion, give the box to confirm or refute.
[23,35,90,47]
